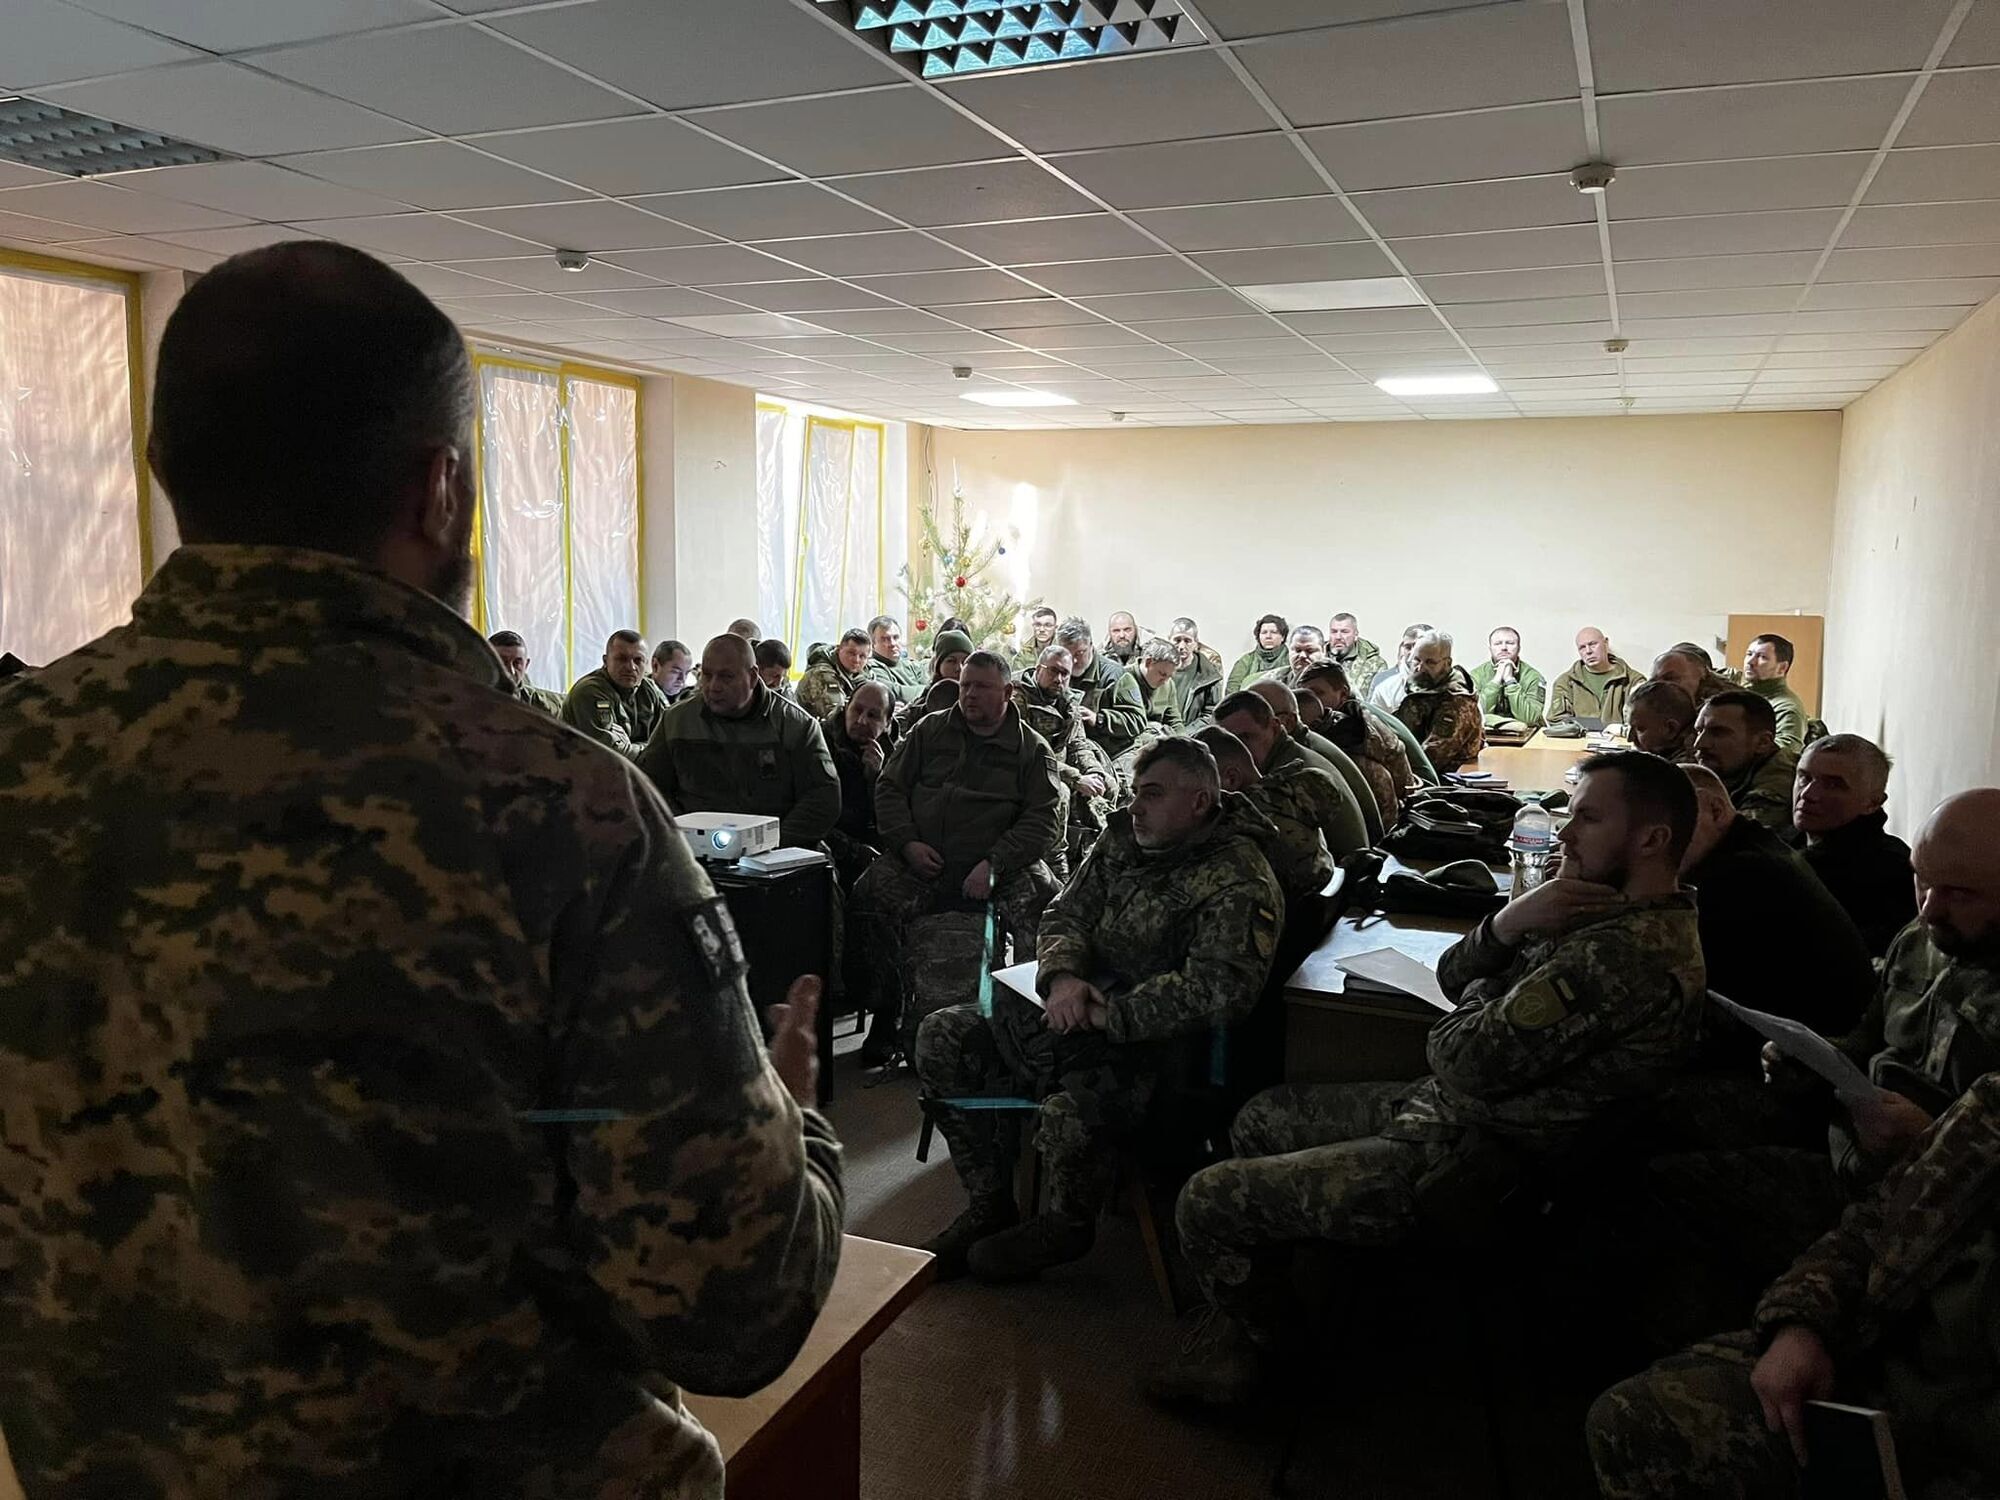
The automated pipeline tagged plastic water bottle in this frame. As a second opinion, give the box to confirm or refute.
[1507,796,1556,899]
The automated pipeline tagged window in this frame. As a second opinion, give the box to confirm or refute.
[0,252,148,666]
[756,399,899,656]
[471,353,641,692]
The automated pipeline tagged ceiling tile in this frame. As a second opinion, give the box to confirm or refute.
[872,330,1017,353]
[0,179,246,234]
[689,86,1008,177]
[292,211,533,260]
[490,0,899,111]
[831,160,1094,227]
[1018,323,1153,348]
[1460,320,1614,345]
[148,222,317,254]
[42,61,423,156]
[1622,335,1780,355]
[1302,103,1587,192]
[34,232,217,268]
[116,159,402,220]
[667,312,834,338]
[926,216,1153,266]
[1945,5,2000,64]
[1840,200,2000,246]
[460,200,716,252]
[749,231,978,277]
[3,0,198,88]
[476,118,782,198]
[1240,4,1578,126]
[276,142,588,210]
[630,183,895,240]
[1820,243,2000,280]
[1801,278,1996,309]
[1763,348,1917,368]
[1390,224,1602,273]
[1130,315,1285,342]
[953,299,1107,330]
[1080,288,1249,321]
[256,26,640,135]
[715,279,900,313]
[1619,354,1770,372]
[1612,154,1869,218]
[1616,314,1792,338]
[940,50,1272,152]
[1614,252,1819,291]
[1051,133,1328,212]
[1585,0,1956,89]
[74,0,433,51]
[1446,295,1610,327]
[804,308,960,334]
[1274,306,1441,334]
[1349,174,1593,237]
[596,244,793,283]
[1866,143,2000,203]
[1891,66,2000,146]
[1016,257,1212,296]
[1193,241,1398,284]
[1307,329,1464,353]
[1610,209,1844,258]
[1478,354,1619,375]
[1419,264,1609,302]
[395,263,522,298]
[1202,352,1347,374]
[0,162,68,190]
[1617,286,1803,317]
[1597,77,1911,167]
[849,267,1039,305]
[1132,197,1366,252]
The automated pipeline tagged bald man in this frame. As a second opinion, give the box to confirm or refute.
[1548,626,1639,727]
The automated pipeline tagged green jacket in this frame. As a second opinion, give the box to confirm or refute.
[1071,648,1145,750]
[863,649,926,705]
[636,681,841,849]
[515,680,567,717]
[875,702,1063,882]
[1236,780,1336,909]
[1330,638,1387,697]
[1297,727,1383,845]
[1547,653,1639,725]
[1748,676,1807,753]
[1367,700,1438,784]
[1225,644,1288,695]
[796,645,864,721]
[1264,734,1368,857]
[1038,799,1284,1045]
[1101,665,1185,760]
[562,667,668,759]
[1469,658,1548,729]
[1172,652,1225,727]
[1724,746,1798,834]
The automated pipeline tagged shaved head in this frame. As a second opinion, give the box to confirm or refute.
[1249,681,1299,721]
[1677,761,1738,872]
[700,632,756,716]
[1912,789,2000,960]
[1193,725,1258,790]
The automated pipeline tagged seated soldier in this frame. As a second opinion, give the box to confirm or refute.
[1742,633,1808,753]
[1651,643,1734,710]
[863,612,925,705]
[1326,612,1386,698]
[1626,679,1697,761]
[1226,613,1289,694]
[1251,681,1379,848]
[797,626,870,720]
[1298,661,1411,830]
[1264,625,1325,688]
[487,629,564,715]
[637,633,840,849]
[1013,644,1116,875]
[1169,616,1224,727]
[1393,629,1485,773]
[1693,690,1799,833]
[1104,610,1141,667]
[753,637,795,702]
[914,738,1284,1282]
[1470,625,1548,729]
[1152,752,1704,1407]
[823,682,894,890]
[1216,689,1367,859]
[906,628,973,722]
[1058,616,1145,755]
[1291,686,1386,845]
[1548,625,1639,727]
[649,637,694,704]
[1194,725,1336,932]
[853,652,1064,1063]
[1786,734,1915,958]
[1368,622,1433,708]
[726,617,760,642]
[1101,638,1186,766]
[563,628,666,759]
[1587,1071,2000,1500]
[1016,605,1059,674]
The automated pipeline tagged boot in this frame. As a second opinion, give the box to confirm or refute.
[857,1006,900,1069]
[965,1212,1095,1283]
[919,1200,1018,1283]
[1139,1306,1268,1411]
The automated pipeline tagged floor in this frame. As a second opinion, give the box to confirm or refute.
[823,1033,1618,1500]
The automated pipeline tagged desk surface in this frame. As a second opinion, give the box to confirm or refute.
[1465,731,1593,793]
[686,1234,932,1465]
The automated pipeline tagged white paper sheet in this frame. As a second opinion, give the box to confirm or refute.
[1710,992,1883,1104]
[1335,948,1453,1013]
[993,960,1042,1008]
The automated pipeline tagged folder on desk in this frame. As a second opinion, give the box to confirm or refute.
[1335,948,1452,1013]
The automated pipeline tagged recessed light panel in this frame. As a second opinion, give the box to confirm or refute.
[817,2,1202,79]
[1238,277,1427,312]
[1375,374,1500,396]
[0,96,227,178]
[960,389,1078,406]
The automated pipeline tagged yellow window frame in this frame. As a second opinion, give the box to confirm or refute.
[779,408,887,653]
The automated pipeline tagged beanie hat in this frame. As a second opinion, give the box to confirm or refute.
[932,628,975,659]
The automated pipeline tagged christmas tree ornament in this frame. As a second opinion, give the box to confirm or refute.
[955,575,967,588]
[896,484,1040,662]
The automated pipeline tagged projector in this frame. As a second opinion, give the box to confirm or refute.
[676,811,781,863]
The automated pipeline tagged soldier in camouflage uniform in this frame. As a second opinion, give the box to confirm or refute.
[1694,689,1799,832]
[488,628,566,715]
[1013,645,1117,876]
[1191,726,1335,914]
[1057,616,1146,755]
[1168,616,1224,726]
[1326,612,1387,699]
[797,628,871,720]
[1393,628,1485,773]
[563,627,668,758]
[862,613,926,705]
[1651,643,1737,711]
[1149,752,1705,1409]
[1588,1069,2000,1500]
[1262,680,1386,846]
[914,738,1284,1283]
[0,242,842,1500]
[1626,678,1697,761]
[1102,638,1187,769]
[1216,689,1369,858]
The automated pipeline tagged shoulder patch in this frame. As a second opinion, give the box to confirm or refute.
[685,896,748,990]
[1501,977,1571,1030]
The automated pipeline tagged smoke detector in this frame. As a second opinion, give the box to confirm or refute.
[1569,161,1617,194]
[951,365,973,380]
[1605,336,1630,354]
[555,249,590,272]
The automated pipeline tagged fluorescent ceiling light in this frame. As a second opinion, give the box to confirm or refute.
[1237,277,1425,312]
[960,390,1078,407]
[1375,374,1500,396]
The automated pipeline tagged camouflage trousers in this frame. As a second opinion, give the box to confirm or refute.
[1176,1081,1448,1337]
[913,1002,1153,1220]
[850,855,1057,1031]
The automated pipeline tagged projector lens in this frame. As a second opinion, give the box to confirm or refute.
[711,829,738,853]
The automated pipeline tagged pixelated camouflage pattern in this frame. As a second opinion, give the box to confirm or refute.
[1098,664,1184,761]
[1849,922,2000,1111]
[795,653,862,721]
[560,664,666,759]
[0,545,843,1500]
[1294,729,1379,848]
[1724,747,1800,834]
[1330,639,1387,698]
[636,680,841,848]
[1393,682,1486,773]
[1321,699,1409,828]
[1586,1333,1799,1500]
[1262,735,1369,858]
[1233,781,1335,908]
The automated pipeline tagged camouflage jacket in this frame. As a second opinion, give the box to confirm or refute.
[636,679,841,849]
[1296,728,1381,847]
[1469,658,1549,729]
[1236,779,1336,908]
[1101,664,1185,760]
[1071,648,1145,749]
[1038,801,1284,1046]
[862,649,925,705]
[1263,734,1369,857]
[0,546,842,1500]
[1172,652,1225,727]
[1321,698,1409,829]
[561,665,667,759]
[1724,746,1799,834]
[1394,683,1486,773]
[1330,639,1388,698]
[1386,891,1706,1150]
[795,647,863,720]
[1367,700,1440,784]
[1547,653,1639,725]
[1011,673,1115,799]
[875,702,1063,882]
[514,679,567,717]
[1747,675,1808,753]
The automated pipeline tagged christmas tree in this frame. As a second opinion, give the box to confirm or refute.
[897,484,1036,659]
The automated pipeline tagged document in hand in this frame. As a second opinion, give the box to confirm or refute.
[1709,992,1884,1105]
[1335,947,1452,1013]
[994,960,1042,1008]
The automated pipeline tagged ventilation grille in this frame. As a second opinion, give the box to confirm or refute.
[817,1,1201,78]
[0,96,228,177]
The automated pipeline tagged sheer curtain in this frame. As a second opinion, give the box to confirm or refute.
[754,400,889,658]
[564,375,639,680]
[0,267,142,665]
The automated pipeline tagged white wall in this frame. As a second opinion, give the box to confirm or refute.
[666,373,759,647]
[1822,294,2000,833]
[928,412,1842,682]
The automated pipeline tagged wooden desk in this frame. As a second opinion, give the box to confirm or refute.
[1284,906,1474,1085]
[1466,731,1591,794]
[687,1235,932,1500]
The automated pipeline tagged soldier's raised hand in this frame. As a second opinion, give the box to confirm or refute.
[1491,877,1626,945]
[766,975,822,1106]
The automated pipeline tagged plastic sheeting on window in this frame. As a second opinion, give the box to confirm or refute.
[756,404,887,660]
[476,365,564,688]
[0,267,142,666]
[564,376,639,682]
[755,403,787,641]
[792,417,856,651]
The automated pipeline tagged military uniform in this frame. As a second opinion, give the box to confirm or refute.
[562,664,667,758]
[915,800,1284,1224]
[1172,652,1225,727]
[1330,639,1387,699]
[1723,747,1799,833]
[1469,658,1548,728]
[0,546,843,1500]
[1548,652,1640,725]
[1321,699,1409,830]
[1589,1072,2000,1500]
[1070,648,1145,752]
[637,680,840,849]
[863,648,926,705]
[1295,728,1382,847]
[796,647,864,722]
[1012,671,1116,874]
[1393,681,1485,773]
[1176,893,1704,1338]
[1225,644,1288,695]
[514,678,567,717]
[1368,700,1440,784]
[1101,664,1185,765]
[1788,811,1915,959]
[1264,734,1369,858]
[1747,676,1807,753]
[1236,779,1335,910]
